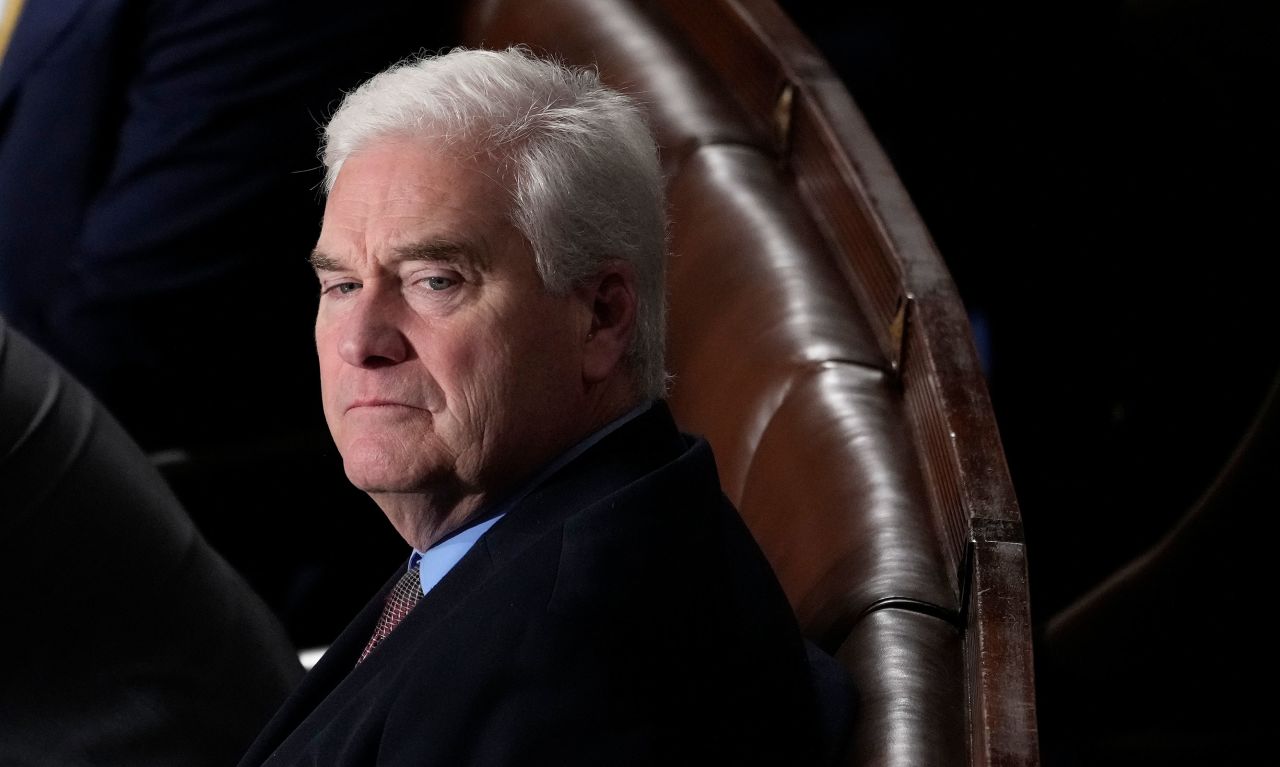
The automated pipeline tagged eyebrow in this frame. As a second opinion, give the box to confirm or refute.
[308,251,344,272]
[393,240,489,270]
[309,239,490,272]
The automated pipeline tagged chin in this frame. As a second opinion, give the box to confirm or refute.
[343,444,465,497]
[339,442,425,493]
[343,464,414,494]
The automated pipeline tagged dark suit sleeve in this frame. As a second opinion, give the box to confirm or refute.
[73,0,403,290]
[7,0,458,448]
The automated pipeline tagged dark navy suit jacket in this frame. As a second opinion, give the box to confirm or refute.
[0,0,457,451]
[240,402,846,766]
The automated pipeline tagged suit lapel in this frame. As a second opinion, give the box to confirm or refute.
[483,401,689,561]
[0,0,95,110]
[240,571,393,765]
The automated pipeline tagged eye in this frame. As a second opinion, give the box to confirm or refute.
[322,281,361,296]
[423,275,456,291]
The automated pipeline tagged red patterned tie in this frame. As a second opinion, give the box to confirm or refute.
[358,565,422,664]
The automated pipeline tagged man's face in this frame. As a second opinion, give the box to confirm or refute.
[313,139,592,513]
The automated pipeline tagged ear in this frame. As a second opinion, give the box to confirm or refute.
[575,261,638,386]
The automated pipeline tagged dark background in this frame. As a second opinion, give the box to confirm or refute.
[781,0,1277,763]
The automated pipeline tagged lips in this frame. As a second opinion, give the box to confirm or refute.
[345,398,427,413]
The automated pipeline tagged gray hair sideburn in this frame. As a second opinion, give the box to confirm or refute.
[321,47,668,399]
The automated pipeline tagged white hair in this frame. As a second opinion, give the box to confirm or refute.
[321,47,668,399]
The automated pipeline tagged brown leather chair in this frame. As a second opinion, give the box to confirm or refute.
[463,1,1038,764]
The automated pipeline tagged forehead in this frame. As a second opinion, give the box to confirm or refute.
[317,138,514,262]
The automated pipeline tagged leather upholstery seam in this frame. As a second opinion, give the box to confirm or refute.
[857,596,963,629]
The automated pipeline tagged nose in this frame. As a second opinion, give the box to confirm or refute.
[337,289,410,368]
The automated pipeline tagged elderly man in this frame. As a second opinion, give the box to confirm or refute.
[241,47,842,766]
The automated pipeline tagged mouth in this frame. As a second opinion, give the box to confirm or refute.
[345,399,425,413]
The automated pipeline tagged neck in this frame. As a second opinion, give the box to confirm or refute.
[374,384,645,551]
[373,488,488,552]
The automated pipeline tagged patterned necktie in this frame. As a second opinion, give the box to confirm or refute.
[358,564,422,664]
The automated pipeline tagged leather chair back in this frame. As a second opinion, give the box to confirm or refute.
[462,1,1038,764]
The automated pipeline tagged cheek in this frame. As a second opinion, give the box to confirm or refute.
[315,349,343,419]
[315,321,337,373]
[439,333,515,419]
[315,332,362,445]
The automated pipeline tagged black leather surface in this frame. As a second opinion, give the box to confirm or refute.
[0,317,304,765]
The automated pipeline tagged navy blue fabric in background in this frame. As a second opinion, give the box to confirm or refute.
[0,0,459,452]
